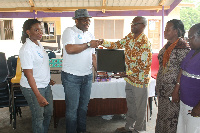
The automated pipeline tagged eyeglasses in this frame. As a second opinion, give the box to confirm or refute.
[77,18,91,23]
[130,23,144,26]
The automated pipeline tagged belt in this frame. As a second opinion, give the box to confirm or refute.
[182,70,200,80]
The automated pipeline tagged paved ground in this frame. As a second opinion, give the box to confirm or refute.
[0,98,158,133]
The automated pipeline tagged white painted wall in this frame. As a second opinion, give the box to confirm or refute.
[0,18,27,58]
[0,9,180,58]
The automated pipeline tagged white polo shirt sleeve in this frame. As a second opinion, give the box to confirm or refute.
[62,27,75,46]
[19,49,33,70]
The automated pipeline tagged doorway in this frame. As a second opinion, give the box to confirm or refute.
[148,19,161,51]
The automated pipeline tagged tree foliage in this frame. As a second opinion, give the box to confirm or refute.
[180,0,200,31]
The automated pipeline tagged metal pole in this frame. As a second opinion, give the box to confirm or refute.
[162,6,164,47]
[33,10,36,19]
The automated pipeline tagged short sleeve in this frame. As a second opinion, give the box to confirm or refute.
[179,49,191,70]
[19,49,33,69]
[62,28,75,46]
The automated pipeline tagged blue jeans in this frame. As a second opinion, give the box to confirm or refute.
[20,85,53,133]
[61,71,93,133]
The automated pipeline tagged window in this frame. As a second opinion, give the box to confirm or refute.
[41,21,56,43]
[0,20,13,40]
[94,19,124,39]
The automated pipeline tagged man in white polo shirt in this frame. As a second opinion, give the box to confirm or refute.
[61,9,100,133]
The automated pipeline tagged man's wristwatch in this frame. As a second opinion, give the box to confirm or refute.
[87,42,90,48]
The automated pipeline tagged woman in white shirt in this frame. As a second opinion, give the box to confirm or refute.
[19,19,54,133]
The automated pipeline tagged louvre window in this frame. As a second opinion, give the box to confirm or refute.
[94,19,124,39]
[0,20,13,40]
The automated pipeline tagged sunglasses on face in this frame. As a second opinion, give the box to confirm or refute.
[77,18,91,23]
[130,23,144,26]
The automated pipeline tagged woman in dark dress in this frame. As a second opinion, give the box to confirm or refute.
[155,19,190,133]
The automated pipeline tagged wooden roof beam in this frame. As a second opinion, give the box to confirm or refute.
[157,0,167,12]
[159,0,166,6]
[0,6,170,12]
[102,0,106,13]
[29,0,35,7]
[178,3,195,8]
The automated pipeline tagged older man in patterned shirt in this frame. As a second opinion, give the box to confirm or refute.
[101,16,152,133]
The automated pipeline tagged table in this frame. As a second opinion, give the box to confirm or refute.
[52,77,156,99]
[52,78,126,99]
[51,78,128,128]
[51,76,156,128]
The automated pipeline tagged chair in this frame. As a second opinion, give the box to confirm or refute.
[47,51,56,59]
[6,56,17,124]
[148,53,159,119]
[10,57,28,129]
[0,52,10,108]
[0,52,8,83]
[0,52,12,125]
[151,53,159,79]
[7,55,18,79]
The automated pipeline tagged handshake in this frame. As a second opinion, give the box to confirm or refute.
[88,39,104,48]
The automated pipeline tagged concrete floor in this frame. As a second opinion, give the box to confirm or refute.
[0,99,157,133]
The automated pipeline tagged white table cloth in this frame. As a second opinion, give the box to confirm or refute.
[51,78,156,100]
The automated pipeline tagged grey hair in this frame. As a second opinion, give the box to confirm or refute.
[136,16,147,26]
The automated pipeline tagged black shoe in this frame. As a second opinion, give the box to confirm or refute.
[115,127,132,133]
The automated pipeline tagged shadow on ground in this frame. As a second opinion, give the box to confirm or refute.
[0,100,157,133]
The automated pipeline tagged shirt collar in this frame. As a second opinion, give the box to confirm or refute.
[132,32,144,37]
[73,25,88,34]
[131,32,144,40]
[26,38,43,49]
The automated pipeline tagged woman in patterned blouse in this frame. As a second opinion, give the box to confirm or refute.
[155,19,190,133]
